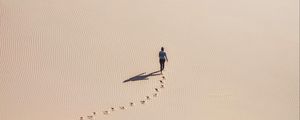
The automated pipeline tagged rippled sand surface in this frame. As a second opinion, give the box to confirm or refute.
[0,0,298,120]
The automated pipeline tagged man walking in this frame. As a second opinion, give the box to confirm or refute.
[159,47,168,73]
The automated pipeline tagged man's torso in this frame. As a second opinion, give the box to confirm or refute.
[159,51,166,60]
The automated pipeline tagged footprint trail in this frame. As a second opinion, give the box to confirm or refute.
[79,75,168,120]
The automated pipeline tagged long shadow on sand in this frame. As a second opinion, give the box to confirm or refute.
[123,70,161,83]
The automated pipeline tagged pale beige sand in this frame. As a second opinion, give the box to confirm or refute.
[0,0,299,120]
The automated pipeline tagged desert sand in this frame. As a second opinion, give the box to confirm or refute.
[0,0,299,120]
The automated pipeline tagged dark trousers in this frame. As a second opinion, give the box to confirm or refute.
[160,59,166,71]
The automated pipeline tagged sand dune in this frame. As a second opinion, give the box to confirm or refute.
[0,0,299,120]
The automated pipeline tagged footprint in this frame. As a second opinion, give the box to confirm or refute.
[103,111,109,115]
[155,88,159,92]
[119,106,126,110]
[153,93,158,97]
[140,101,146,104]
[111,107,115,111]
[93,112,96,115]
[80,117,84,120]
[130,102,134,106]
[160,80,164,84]
[146,96,150,100]
[87,115,93,120]
[160,85,165,88]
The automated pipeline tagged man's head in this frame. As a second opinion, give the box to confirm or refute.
[161,47,164,51]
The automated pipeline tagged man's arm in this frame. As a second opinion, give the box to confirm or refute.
[165,53,168,62]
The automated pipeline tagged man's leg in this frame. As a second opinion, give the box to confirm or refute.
[161,59,165,71]
[160,59,163,72]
